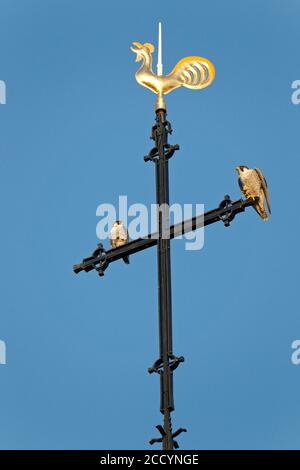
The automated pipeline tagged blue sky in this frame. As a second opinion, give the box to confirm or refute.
[0,0,299,450]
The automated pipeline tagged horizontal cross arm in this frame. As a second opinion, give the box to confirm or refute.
[73,196,253,275]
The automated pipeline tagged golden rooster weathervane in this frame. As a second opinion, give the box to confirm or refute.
[131,22,215,110]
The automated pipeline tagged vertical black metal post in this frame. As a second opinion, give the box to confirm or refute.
[146,105,185,450]
[155,108,174,450]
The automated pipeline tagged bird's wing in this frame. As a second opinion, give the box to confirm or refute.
[167,56,215,91]
[109,226,117,240]
[109,229,116,247]
[254,194,269,221]
[254,168,271,214]
[119,225,128,242]
[238,176,244,192]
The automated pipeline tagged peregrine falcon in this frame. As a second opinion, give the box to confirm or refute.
[236,166,271,221]
[109,220,130,264]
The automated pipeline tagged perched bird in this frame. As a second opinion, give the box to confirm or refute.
[236,166,271,221]
[109,221,130,264]
[130,42,215,107]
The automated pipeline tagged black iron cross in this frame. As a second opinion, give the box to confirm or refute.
[73,108,253,450]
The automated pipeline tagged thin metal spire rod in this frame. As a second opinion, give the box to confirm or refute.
[157,22,163,76]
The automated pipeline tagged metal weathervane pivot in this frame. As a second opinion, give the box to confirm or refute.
[73,24,271,450]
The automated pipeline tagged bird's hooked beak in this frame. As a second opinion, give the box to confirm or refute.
[130,42,143,62]
[235,166,241,174]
